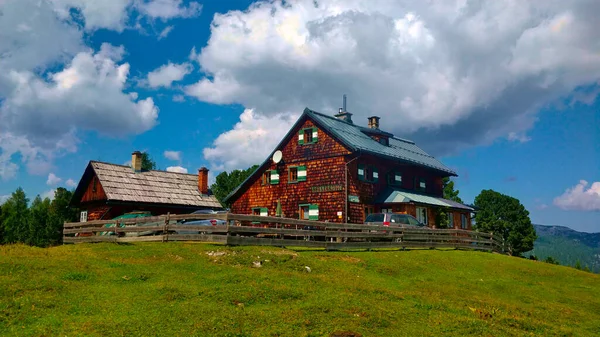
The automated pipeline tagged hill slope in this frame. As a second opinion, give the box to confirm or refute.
[1,243,599,337]
[527,224,600,272]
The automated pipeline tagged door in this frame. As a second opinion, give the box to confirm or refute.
[415,207,428,225]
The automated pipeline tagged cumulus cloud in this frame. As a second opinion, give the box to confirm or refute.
[47,173,62,186]
[164,150,182,161]
[42,189,56,200]
[189,0,600,167]
[147,62,192,88]
[136,0,202,20]
[158,25,174,40]
[0,195,10,205]
[203,109,297,171]
[166,166,188,173]
[66,178,77,188]
[553,180,600,211]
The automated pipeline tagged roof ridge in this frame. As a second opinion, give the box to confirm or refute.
[90,160,198,177]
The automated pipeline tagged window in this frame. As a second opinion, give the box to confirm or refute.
[381,208,392,213]
[391,214,409,225]
[262,170,279,185]
[288,166,306,183]
[80,210,88,223]
[416,207,428,225]
[461,214,467,229]
[388,172,402,186]
[298,127,318,145]
[417,178,427,191]
[379,137,389,146]
[448,212,454,228]
[358,164,379,183]
[299,204,319,220]
[252,207,268,216]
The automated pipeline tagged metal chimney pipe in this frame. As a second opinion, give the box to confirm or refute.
[343,94,347,111]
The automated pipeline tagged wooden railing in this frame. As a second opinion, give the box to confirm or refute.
[63,214,506,253]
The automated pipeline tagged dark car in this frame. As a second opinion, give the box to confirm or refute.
[364,212,426,228]
[175,209,228,234]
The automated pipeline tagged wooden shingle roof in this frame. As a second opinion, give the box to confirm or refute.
[73,161,221,208]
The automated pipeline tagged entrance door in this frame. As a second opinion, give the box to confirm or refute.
[415,207,428,225]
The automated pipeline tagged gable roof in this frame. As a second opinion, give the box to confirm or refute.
[305,108,456,175]
[224,107,457,203]
[376,187,474,211]
[71,161,222,209]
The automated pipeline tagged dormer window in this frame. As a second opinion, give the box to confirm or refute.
[379,137,389,146]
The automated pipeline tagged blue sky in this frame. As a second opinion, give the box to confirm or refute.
[1,0,599,232]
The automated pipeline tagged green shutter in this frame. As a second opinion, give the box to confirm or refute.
[312,127,318,143]
[308,204,319,220]
[270,170,279,184]
[358,164,365,181]
[260,208,268,216]
[297,166,307,182]
[298,130,304,145]
[372,167,379,183]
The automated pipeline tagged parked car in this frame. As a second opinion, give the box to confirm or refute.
[364,212,426,228]
[174,209,228,235]
[99,211,154,237]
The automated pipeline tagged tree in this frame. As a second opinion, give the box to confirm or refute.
[545,256,559,265]
[474,189,536,256]
[28,196,52,247]
[442,177,463,203]
[1,188,30,244]
[141,152,157,170]
[210,165,259,207]
[48,188,78,245]
[574,260,582,270]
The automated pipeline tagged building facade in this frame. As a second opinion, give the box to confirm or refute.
[70,152,222,222]
[226,108,473,228]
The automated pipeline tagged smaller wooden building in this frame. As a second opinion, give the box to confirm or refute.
[70,151,222,222]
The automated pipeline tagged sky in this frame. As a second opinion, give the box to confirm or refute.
[0,0,599,232]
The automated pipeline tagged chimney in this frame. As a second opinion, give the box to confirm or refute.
[334,94,354,124]
[368,116,380,129]
[198,167,209,195]
[131,151,142,173]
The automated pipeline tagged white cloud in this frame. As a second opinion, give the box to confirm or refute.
[136,0,202,20]
[164,150,181,161]
[158,25,174,40]
[50,0,134,31]
[66,178,77,188]
[190,0,600,162]
[147,62,192,88]
[42,189,56,200]
[166,166,188,173]
[47,173,62,186]
[203,109,297,171]
[173,94,185,102]
[0,195,10,205]
[553,180,600,211]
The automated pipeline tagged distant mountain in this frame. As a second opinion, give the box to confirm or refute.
[526,224,600,273]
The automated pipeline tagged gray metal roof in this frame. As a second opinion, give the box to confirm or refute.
[376,188,474,211]
[306,109,456,175]
[79,161,222,208]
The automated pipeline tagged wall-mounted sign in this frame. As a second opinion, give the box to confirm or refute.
[348,195,360,203]
[337,211,343,218]
[311,184,343,193]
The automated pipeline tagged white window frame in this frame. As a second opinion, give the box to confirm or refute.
[416,207,428,225]
[80,210,88,223]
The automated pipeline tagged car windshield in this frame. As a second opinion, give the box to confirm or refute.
[407,216,421,226]
[392,215,410,224]
[365,214,385,222]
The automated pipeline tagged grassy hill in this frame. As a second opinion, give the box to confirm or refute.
[1,243,599,337]
[527,224,600,272]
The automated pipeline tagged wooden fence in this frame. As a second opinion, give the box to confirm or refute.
[63,213,506,253]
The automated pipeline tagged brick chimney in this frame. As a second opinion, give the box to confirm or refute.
[131,151,142,173]
[368,116,380,129]
[198,167,209,195]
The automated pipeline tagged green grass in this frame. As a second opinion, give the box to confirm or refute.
[1,243,599,336]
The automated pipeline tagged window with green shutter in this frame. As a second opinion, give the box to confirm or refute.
[388,171,402,186]
[299,204,319,220]
[270,170,279,184]
[252,207,268,216]
[298,128,318,145]
[372,167,379,183]
[297,165,306,182]
[358,164,379,183]
[358,164,366,181]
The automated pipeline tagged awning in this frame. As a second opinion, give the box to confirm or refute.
[376,188,474,211]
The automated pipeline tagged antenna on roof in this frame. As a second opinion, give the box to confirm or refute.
[343,94,347,112]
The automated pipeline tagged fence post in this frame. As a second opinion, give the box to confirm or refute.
[113,220,119,238]
[163,213,170,243]
[489,232,494,252]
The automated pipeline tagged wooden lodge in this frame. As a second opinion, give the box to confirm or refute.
[70,151,223,222]
[225,107,473,228]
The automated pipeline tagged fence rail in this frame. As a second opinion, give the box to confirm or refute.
[63,213,506,253]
